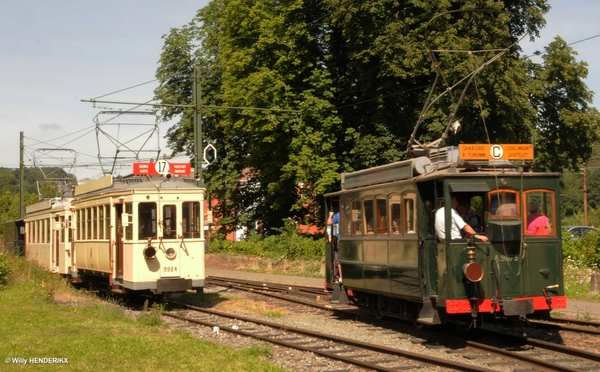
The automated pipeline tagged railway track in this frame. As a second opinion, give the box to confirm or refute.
[164,300,495,371]
[527,317,600,335]
[163,277,600,371]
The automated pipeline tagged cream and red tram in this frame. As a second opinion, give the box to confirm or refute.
[23,163,206,294]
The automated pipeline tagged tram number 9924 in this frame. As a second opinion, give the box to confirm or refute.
[495,255,518,262]
[163,266,178,273]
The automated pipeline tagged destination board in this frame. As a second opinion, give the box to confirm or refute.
[459,144,534,160]
[133,161,191,176]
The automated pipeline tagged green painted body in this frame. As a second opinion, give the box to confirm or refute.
[325,158,565,317]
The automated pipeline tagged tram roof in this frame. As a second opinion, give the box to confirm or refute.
[325,158,561,197]
[73,174,201,198]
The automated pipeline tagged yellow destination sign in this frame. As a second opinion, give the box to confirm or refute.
[459,144,534,160]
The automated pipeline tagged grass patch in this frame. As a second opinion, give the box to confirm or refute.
[0,254,285,372]
[136,300,165,327]
[261,310,283,318]
[563,259,600,301]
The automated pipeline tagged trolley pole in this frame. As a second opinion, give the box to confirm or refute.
[20,131,24,219]
[193,67,205,188]
[583,166,588,226]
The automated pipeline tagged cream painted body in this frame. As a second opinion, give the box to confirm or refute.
[24,175,206,294]
[24,199,73,275]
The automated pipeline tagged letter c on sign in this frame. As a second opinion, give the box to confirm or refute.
[490,145,503,159]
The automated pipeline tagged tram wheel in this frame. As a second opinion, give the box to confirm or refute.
[412,320,426,329]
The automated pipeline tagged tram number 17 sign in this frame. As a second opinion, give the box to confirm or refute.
[133,161,192,176]
[458,144,534,161]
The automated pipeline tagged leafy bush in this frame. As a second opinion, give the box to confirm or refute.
[562,229,600,269]
[0,252,11,289]
[208,219,325,262]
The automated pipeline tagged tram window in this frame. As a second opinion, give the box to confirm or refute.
[46,218,50,243]
[341,200,351,236]
[76,210,80,241]
[60,216,65,243]
[403,193,417,235]
[455,194,482,232]
[99,206,104,240]
[162,205,177,239]
[124,203,133,240]
[67,216,72,243]
[376,198,387,234]
[86,208,92,240]
[352,200,362,235]
[105,206,110,240]
[389,195,401,235]
[364,199,375,234]
[92,207,97,239]
[424,200,434,235]
[138,203,157,240]
[182,202,201,238]
[525,190,555,236]
[490,191,519,217]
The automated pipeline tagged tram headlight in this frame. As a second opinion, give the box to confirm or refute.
[143,245,157,260]
[463,262,484,282]
[165,247,177,259]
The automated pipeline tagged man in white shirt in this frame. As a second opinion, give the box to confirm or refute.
[435,195,488,242]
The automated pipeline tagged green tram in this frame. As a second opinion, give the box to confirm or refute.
[324,145,567,327]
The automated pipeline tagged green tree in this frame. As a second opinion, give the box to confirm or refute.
[154,0,598,235]
[157,0,341,234]
[528,37,600,172]
[0,190,38,239]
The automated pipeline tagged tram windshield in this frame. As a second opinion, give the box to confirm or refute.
[162,205,177,239]
[138,202,157,240]
[182,202,201,238]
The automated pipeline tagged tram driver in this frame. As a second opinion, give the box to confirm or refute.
[435,194,488,242]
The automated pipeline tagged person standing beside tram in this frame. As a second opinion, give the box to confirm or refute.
[327,210,343,283]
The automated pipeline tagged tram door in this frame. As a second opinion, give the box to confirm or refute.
[115,204,124,277]
[417,181,438,297]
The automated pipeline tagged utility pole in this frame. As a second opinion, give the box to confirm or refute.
[20,131,24,219]
[583,166,588,226]
[193,66,204,188]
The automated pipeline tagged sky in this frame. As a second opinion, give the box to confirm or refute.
[0,1,599,180]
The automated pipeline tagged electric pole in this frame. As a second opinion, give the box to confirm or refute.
[583,166,588,226]
[20,131,24,219]
[193,66,204,188]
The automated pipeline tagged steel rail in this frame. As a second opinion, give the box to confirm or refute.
[165,301,496,372]
[204,275,600,371]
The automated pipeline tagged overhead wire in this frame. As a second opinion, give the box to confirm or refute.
[91,79,158,100]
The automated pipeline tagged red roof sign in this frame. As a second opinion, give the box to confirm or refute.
[133,161,191,176]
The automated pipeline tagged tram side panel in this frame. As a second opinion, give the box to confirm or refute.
[24,200,73,275]
[388,239,421,299]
